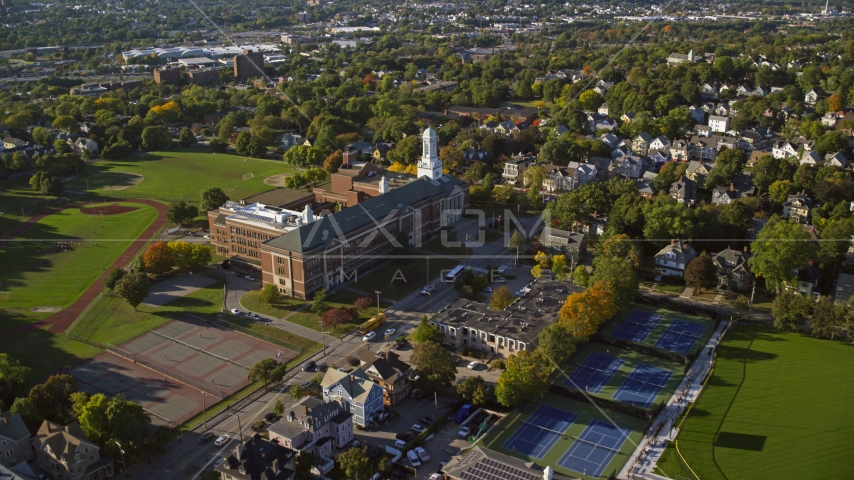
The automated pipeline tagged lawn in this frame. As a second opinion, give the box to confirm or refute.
[483,393,645,480]
[672,326,854,480]
[68,275,226,346]
[554,342,685,410]
[0,202,159,310]
[63,149,297,205]
[349,256,460,301]
[0,326,102,385]
[240,289,392,338]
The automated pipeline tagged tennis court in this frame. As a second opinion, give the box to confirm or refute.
[654,319,707,353]
[557,420,631,478]
[563,352,625,394]
[502,405,578,459]
[612,364,672,408]
[610,310,662,343]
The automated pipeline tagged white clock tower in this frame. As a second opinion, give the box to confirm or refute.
[417,127,443,180]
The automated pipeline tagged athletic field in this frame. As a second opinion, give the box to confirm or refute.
[671,326,854,479]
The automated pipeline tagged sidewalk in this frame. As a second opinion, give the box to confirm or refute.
[619,321,727,480]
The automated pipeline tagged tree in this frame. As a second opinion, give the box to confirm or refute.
[178,128,196,147]
[272,398,284,417]
[588,257,638,312]
[115,272,150,310]
[536,322,579,366]
[811,298,846,339]
[248,135,267,157]
[817,219,854,266]
[0,354,31,397]
[337,446,371,480]
[28,374,77,422]
[104,268,127,290]
[140,125,172,150]
[827,93,843,112]
[321,308,357,329]
[771,290,812,331]
[551,255,569,281]
[523,165,546,190]
[495,350,549,407]
[284,145,322,167]
[289,384,305,400]
[489,286,515,311]
[558,281,618,337]
[571,266,589,287]
[509,230,526,275]
[411,316,441,344]
[235,131,252,155]
[410,341,457,388]
[597,234,642,266]
[752,155,792,194]
[706,149,747,189]
[10,397,40,431]
[75,393,151,455]
[142,241,175,276]
[52,115,79,133]
[166,200,198,225]
[311,289,330,315]
[248,358,281,391]
[684,254,717,294]
[210,137,228,153]
[31,126,53,146]
[200,187,229,212]
[579,89,603,111]
[492,184,515,205]
[261,284,283,305]
[322,150,343,173]
[768,179,793,204]
[353,296,373,312]
[457,376,492,406]
[750,216,816,293]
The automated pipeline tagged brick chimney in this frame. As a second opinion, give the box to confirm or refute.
[303,405,308,415]
[730,182,735,191]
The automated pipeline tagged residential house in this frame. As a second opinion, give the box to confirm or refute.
[693,124,712,138]
[542,164,574,192]
[772,140,799,159]
[613,156,643,179]
[671,140,688,160]
[821,111,841,127]
[714,103,731,117]
[597,104,610,116]
[541,228,586,260]
[495,121,519,136]
[649,136,670,151]
[502,153,535,184]
[34,421,113,480]
[636,178,657,198]
[320,369,384,427]
[344,140,373,156]
[800,150,822,165]
[0,412,33,468]
[442,446,573,480]
[712,248,753,290]
[804,89,820,105]
[371,142,393,162]
[655,240,698,277]
[711,179,755,205]
[708,115,730,133]
[701,83,719,95]
[685,161,713,187]
[689,106,706,124]
[782,193,811,223]
[632,132,653,156]
[279,134,304,152]
[267,397,353,461]
[620,112,636,123]
[845,236,854,267]
[687,136,718,162]
[2,138,27,150]
[670,176,697,205]
[574,163,598,186]
[215,434,297,480]
[356,350,413,406]
[462,146,491,164]
[667,50,698,65]
[834,273,854,306]
[787,265,821,301]
[825,152,848,168]
[69,138,97,157]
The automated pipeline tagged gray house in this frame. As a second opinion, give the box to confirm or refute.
[655,240,698,277]
[540,227,587,261]
[320,369,384,427]
[712,248,753,290]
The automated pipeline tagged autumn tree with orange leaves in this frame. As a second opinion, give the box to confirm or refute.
[142,241,176,276]
[558,281,618,338]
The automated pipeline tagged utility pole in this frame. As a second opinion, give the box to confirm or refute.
[747,283,756,321]
[319,319,326,355]
[114,441,127,474]
[374,291,382,316]
[427,291,432,314]
[237,414,244,443]
[202,393,207,429]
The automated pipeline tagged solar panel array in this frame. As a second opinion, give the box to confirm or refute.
[236,210,274,223]
[460,459,542,480]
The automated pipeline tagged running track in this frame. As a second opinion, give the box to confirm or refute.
[0,199,168,338]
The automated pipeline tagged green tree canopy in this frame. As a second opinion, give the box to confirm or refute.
[410,340,457,389]
[750,216,816,293]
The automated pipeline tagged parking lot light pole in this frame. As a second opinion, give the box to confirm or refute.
[114,441,127,473]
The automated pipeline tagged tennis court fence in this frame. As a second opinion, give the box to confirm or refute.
[593,333,694,366]
[66,333,225,398]
[191,313,304,355]
[149,329,250,370]
[549,383,664,426]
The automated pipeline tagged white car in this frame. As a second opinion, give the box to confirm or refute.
[414,446,430,461]
[384,328,396,336]
[407,449,422,467]
[300,381,312,388]
[429,474,442,480]
[467,361,479,370]
[420,284,436,295]
[482,287,493,293]
[412,424,426,434]
[230,308,241,315]
[244,275,254,281]
[203,234,210,239]
[214,435,230,446]
[458,426,471,438]
[363,331,377,341]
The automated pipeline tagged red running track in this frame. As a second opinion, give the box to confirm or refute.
[0,199,168,338]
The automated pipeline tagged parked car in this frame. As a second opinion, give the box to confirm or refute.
[407,450,422,468]
[229,308,242,315]
[316,362,328,371]
[412,424,426,434]
[198,432,213,444]
[264,412,276,422]
[394,439,406,449]
[300,381,312,388]
[414,446,430,461]
[384,328,396,337]
[367,446,383,460]
[214,435,230,446]
[302,360,316,372]
[376,411,390,422]
[203,234,210,239]
[419,415,434,426]
[482,287,493,293]
[363,331,377,341]
[493,277,507,283]
[458,426,471,438]
[429,474,442,480]
[413,389,427,400]
[235,273,244,278]
[245,275,255,281]
[467,361,479,370]
[409,388,422,398]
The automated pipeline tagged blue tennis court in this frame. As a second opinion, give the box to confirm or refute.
[610,310,662,343]
[557,420,631,478]
[502,405,578,459]
[654,320,706,353]
[563,352,625,394]
[612,364,673,408]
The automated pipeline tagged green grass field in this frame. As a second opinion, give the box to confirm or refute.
[554,342,684,410]
[240,289,392,338]
[0,202,158,310]
[64,149,296,204]
[68,275,226,346]
[599,304,716,356]
[350,257,459,301]
[0,325,102,384]
[670,326,854,479]
[484,393,645,479]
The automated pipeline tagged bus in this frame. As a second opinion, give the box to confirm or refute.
[444,265,466,282]
[358,313,386,335]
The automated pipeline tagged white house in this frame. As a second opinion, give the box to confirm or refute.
[800,150,823,165]
[654,240,698,277]
[708,115,730,133]
[804,89,820,105]
[649,136,671,151]
[772,140,799,160]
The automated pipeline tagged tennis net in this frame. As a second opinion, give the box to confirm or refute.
[522,420,568,436]
[568,435,625,454]
[150,329,249,370]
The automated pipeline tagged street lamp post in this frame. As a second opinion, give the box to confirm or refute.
[374,290,381,316]
[319,319,326,355]
[427,291,433,314]
[202,393,207,429]
[114,441,127,474]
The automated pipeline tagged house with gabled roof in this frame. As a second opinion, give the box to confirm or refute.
[215,434,297,480]
[632,132,654,156]
[800,150,822,165]
[34,420,113,480]
[712,247,753,290]
[825,152,848,168]
[0,412,33,469]
[783,193,812,223]
[655,240,698,277]
[320,369,384,427]
[685,160,713,187]
[670,176,697,205]
[267,396,353,460]
[357,350,413,406]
